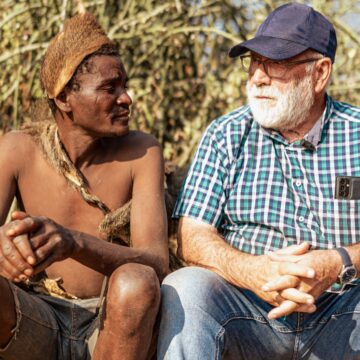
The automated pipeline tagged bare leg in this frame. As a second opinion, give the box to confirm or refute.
[0,277,17,348]
[93,263,160,360]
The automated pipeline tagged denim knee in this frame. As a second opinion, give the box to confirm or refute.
[161,266,223,309]
[159,267,227,359]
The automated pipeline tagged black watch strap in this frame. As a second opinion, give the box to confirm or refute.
[335,247,352,267]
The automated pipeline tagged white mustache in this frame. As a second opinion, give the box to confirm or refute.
[248,86,279,99]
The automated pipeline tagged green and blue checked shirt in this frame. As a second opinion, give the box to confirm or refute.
[174,96,360,255]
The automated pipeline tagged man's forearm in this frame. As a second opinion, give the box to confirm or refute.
[179,218,319,312]
[71,230,168,280]
[179,221,260,291]
[3,215,169,280]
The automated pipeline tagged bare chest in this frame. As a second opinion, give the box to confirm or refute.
[17,153,132,236]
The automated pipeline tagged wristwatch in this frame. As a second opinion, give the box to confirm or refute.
[335,247,357,285]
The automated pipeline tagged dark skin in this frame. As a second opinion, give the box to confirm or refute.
[0,55,169,359]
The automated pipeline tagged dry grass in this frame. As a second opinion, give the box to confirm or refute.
[0,0,359,166]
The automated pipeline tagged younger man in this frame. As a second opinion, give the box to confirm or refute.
[0,13,168,360]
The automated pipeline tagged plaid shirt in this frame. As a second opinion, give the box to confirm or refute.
[174,96,360,255]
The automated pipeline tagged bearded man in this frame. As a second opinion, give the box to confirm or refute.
[158,3,360,359]
[0,13,168,360]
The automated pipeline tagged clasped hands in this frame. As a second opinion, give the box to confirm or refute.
[1,213,339,320]
[0,211,74,282]
[253,242,340,320]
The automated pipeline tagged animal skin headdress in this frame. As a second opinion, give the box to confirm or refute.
[40,12,114,99]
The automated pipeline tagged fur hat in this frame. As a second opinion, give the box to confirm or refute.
[40,13,114,99]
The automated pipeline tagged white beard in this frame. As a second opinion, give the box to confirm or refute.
[247,73,315,131]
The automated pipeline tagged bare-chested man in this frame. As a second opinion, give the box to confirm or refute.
[0,13,168,360]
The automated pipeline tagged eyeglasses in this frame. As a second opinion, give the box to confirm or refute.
[240,55,322,78]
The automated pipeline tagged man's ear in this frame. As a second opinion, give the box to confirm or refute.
[314,58,332,94]
[54,90,72,112]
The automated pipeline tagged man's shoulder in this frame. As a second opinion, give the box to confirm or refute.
[210,104,252,129]
[104,130,162,161]
[128,130,160,146]
[205,105,253,138]
[200,105,254,151]
[330,99,360,123]
[0,130,37,154]
[0,130,39,174]
[108,130,160,149]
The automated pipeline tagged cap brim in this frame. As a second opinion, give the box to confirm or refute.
[229,36,308,60]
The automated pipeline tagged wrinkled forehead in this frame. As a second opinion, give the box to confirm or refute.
[75,55,127,83]
[88,54,124,73]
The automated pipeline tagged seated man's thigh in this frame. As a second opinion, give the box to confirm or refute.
[158,266,295,360]
[301,288,360,360]
[0,281,100,360]
[0,281,60,359]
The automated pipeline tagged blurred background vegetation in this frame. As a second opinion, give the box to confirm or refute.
[1,0,359,167]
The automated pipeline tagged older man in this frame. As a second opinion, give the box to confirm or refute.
[158,3,360,359]
[0,13,168,360]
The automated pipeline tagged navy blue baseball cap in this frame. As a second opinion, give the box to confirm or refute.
[229,3,337,63]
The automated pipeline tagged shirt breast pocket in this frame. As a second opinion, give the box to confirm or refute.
[323,199,360,245]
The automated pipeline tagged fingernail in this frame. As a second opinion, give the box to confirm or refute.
[13,278,20,283]
[27,256,35,265]
[307,269,315,277]
[6,229,15,236]
[24,268,33,276]
[262,285,270,291]
[19,275,27,281]
[24,218,33,225]
[307,305,316,312]
[268,312,277,320]
[306,298,314,304]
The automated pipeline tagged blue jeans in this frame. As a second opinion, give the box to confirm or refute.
[158,267,360,360]
[0,281,102,360]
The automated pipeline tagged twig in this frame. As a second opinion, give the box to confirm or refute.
[0,43,48,63]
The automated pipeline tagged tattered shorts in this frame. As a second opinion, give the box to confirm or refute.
[0,281,103,360]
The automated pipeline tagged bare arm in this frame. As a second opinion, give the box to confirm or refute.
[9,138,169,280]
[72,138,169,279]
[0,132,36,280]
[0,134,18,224]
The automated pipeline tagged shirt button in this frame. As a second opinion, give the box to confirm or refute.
[299,216,305,222]
[295,180,302,187]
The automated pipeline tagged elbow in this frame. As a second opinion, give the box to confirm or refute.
[176,218,197,264]
[176,242,186,262]
[177,241,194,265]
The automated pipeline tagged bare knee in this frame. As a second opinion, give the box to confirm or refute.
[107,263,160,316]
[94,266,159,357]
